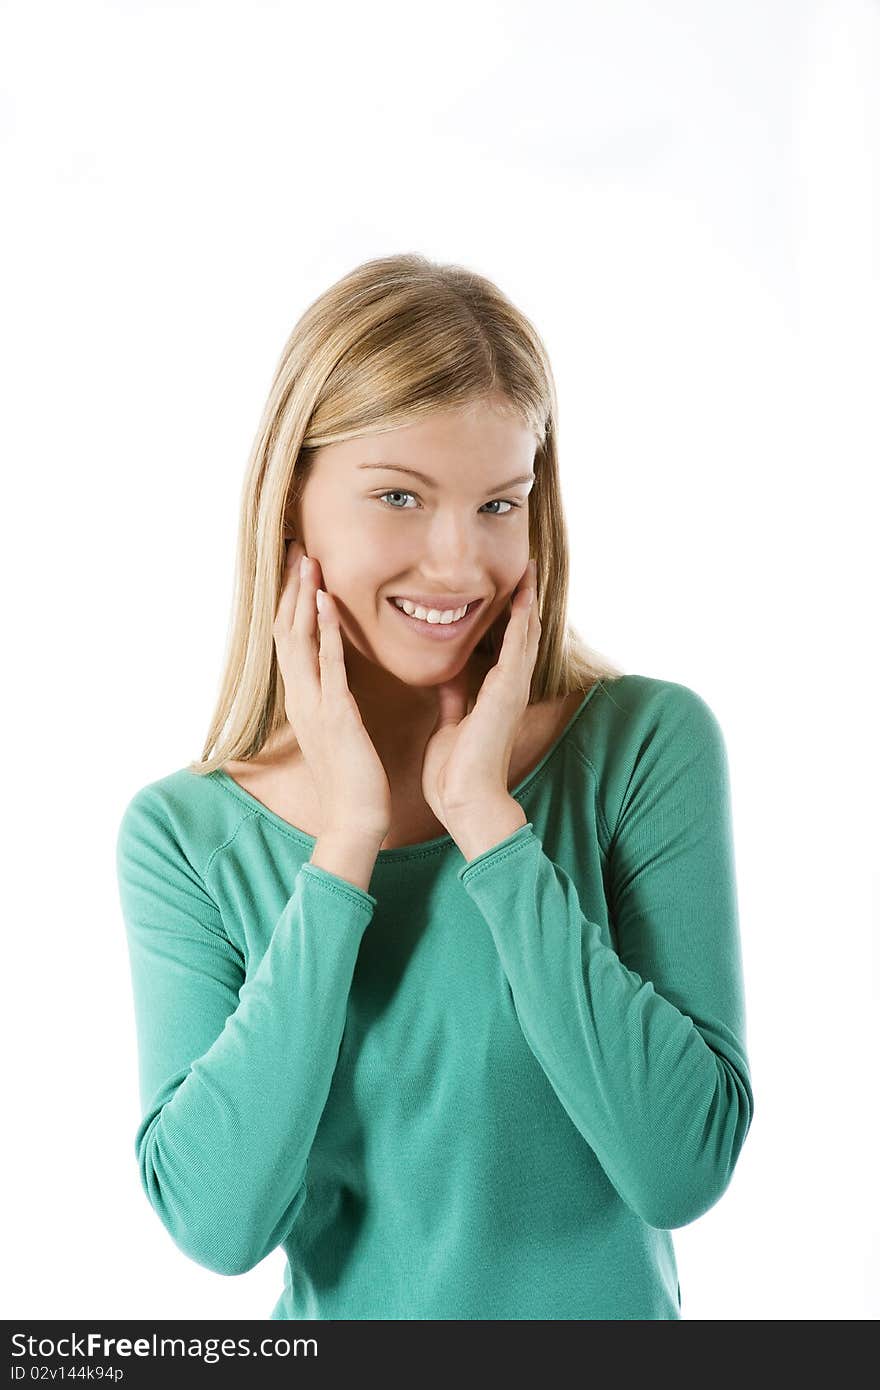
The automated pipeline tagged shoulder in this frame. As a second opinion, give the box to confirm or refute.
[570,673,730,836]
[582,672,725,743]
[116,766,253,880]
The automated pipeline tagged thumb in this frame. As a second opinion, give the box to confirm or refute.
[433,668,471,730]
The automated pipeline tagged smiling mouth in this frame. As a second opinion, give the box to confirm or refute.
[391,597,482,618]
[385,596,485,635]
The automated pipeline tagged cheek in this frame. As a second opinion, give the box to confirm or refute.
[323,567,390,616]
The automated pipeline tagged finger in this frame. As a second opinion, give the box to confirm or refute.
[433,668,471,730]
[526,587,541,665]
[269,552,320,716]
[510,558,536,623]
[274,541,305,631]
[490,592,539,703]
[315,588,352,700]
[496,582,534,672]
[291,554,320,646]
[520,559,540,657]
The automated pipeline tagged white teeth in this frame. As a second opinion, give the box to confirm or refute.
[393,598,471,623]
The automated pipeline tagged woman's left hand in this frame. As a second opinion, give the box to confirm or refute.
[421,558,540,829]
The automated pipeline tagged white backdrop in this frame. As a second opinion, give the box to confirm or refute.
[2,0,877,1321]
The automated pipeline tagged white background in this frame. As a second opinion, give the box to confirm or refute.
[2,0,877,1321]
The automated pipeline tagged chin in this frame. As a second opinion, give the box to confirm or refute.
[385,647,476,680]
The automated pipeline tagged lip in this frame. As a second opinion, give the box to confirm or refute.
[386,596,484,641]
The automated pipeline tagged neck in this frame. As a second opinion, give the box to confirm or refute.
[342,641,493,779]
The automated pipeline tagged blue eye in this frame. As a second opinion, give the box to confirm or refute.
[376,490,520,515]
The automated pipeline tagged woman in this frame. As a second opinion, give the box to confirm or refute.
[116,252,754,1320]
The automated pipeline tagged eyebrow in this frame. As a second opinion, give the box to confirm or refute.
[356,462,535,491]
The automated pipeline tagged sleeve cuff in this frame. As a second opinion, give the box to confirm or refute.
[457,821,537,885]
[299,861,378,913]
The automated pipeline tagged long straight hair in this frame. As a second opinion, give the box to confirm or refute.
[187,253,625,775]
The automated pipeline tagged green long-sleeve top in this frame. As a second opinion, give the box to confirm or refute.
[115,672,753,1320]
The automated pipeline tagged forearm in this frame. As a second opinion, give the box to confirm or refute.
[134,865,375,1275]
[458,826,754,1230]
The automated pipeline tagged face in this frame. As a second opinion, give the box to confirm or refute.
[292,395,537,694]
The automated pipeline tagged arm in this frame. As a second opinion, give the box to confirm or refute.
[456,685,754,1230]
[116,788,378,1276]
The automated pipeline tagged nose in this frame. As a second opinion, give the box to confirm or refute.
[417,516,486,592]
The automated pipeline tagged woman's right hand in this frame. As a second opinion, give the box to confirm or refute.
[273,540,392,846]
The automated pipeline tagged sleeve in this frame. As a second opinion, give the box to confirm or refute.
[115,787,376,1276]
[456,685,754,1231]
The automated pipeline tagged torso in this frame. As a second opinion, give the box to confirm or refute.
[220,687,589,851]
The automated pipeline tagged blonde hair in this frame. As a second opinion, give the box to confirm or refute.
[187,253,625,776]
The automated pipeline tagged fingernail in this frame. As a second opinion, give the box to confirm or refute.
[299,556,309,579]
[315,588,326,615]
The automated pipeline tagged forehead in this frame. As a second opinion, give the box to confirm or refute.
[315,403,538,483]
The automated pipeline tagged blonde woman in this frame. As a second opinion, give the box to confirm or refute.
[116,253,754,1320]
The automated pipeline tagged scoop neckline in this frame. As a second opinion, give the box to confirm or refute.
[207,680,603,861]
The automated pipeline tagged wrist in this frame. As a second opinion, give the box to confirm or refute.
[446,795,528,863]
[310,830,383,895]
